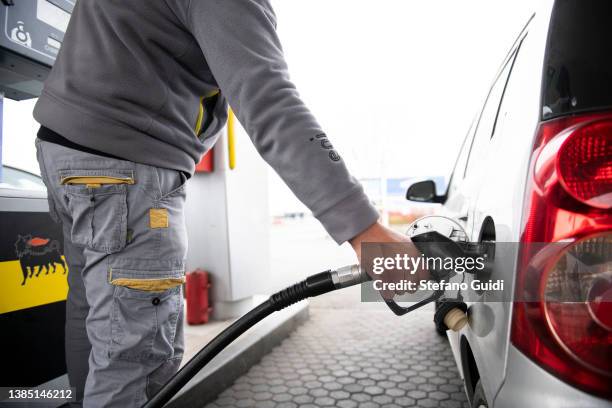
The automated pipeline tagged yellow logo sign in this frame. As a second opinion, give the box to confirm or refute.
[0,235,68,315]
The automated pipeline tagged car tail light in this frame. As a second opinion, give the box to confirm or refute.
[557,120,612,209]
[512,112,612,399]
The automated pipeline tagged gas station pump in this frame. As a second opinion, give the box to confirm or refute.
[0,0,74,390]
[185,109,272,320]
[0,0,72,100]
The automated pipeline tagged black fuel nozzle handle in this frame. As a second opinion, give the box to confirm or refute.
[410,231,466,258]
[382,230,474,322]
[411,231,470,279]
[384,290,444,316]
[411,231,493,277]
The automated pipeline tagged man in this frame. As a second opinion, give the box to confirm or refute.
[34,1,410,406]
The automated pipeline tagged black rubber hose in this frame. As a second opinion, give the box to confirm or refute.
[143,271,336,408]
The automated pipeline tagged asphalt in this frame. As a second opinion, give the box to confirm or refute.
[204,284,469,408]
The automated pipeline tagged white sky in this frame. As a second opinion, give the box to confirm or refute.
[268,0,534,212]
[2,1,533,212]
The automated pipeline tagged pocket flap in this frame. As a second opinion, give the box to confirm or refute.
[60,169,135,186]
[109,258,185,292]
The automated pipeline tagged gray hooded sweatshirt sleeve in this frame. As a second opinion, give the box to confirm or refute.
[185,0,379,243]
[33,0,379,244]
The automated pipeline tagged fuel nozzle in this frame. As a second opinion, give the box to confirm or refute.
[407,231,470,332]
[400,216,493,332]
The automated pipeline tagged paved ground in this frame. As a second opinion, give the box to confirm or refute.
[204,284,469,408]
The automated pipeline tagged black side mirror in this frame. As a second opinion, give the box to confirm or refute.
[406,180,441,203]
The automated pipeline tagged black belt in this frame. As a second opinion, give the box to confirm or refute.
[37,126,124,161]
[37,126,191,180]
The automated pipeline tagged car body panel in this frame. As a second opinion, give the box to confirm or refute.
[439,1,612,406]
[407,0,610,404]
[458,5,551,405]
[494,346,611,408]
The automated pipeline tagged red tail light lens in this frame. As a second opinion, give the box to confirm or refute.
[512,112,612,399]
[544,234,612,374]
[557,120,612,209]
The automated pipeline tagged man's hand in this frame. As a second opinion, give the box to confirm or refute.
[350,221,428,299]
[349,221,410,262]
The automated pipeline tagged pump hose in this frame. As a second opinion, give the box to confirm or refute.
[143,271,344,408]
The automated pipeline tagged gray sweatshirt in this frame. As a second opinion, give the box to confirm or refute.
[33,0,379,244]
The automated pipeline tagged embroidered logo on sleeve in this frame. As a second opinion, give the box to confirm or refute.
[309,133,341,162]
[149,208,169,229]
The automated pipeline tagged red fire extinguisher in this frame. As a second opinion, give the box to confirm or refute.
[186,270,212,325]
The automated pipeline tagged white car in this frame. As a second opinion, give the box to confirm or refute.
[405,1,611,406]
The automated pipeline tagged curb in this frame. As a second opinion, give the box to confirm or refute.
[167,301,309,407]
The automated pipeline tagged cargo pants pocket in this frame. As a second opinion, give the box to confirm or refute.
[108,259,184,362]
[146,357,182,399]
[60,170,133,254]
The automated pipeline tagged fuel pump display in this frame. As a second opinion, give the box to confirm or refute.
[0,0,74,100]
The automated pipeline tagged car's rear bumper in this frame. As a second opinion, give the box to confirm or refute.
[494,345,610,407]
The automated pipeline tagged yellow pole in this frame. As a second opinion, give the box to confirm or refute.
[227,108,236,170]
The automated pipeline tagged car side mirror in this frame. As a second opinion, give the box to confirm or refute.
[406,180,443,203]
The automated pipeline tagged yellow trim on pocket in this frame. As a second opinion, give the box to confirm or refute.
[110,277,185,292]
[194,90,220,135]
[61,176,134,187]
[194,96,205,135]
[227,108,236,170]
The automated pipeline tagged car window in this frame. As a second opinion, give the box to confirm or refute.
[0,166,46,191]
[465,47,520,178]
[542,0,612,119]
[447,119,476,197]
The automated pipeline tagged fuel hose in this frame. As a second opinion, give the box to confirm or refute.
[143,265,365,408]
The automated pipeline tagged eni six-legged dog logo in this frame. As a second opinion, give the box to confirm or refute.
[15,234,66,286]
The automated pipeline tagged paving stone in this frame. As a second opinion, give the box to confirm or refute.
[322,381,342,391]
[234,399,255,408]
[344,383,364,393]
[204,297,468,408]
[431,390,451,401]
[407,390,427,399]
[308,388,328,398]
[394,396,416,406]
[364,385,385,396]
[269,385,288,394]
[276,403,297,408]
[254,402,275,408]
[350,392,372,403]
[418,383,437,392]
[232,390,252,399]
[253,392,273,401]
[336,400,358,408]
[329,390,350,400]
[419,398,441,407]
[313,396,335,406]
[272,393,292,403]
[372,394,393,404]
[378,380,396,389]
[288,386,307,396]
[292,394,314,404]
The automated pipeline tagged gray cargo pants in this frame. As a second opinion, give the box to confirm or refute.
[36,139,186,407]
